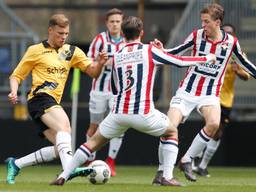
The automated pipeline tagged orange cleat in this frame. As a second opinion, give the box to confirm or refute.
[105,157,116,177]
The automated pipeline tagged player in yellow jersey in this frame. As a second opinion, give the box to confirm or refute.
[193,23,250,177]
[6,13,107,184]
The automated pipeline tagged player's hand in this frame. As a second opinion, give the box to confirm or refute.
[8,92,18,104]
[150,38,164,50]
[206,53,216,64]
[98,51,108,65]
[104,58,113,66]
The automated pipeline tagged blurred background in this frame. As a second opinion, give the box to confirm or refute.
[0,0,256,166]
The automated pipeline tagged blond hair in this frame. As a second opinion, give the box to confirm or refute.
[49,14,69,27]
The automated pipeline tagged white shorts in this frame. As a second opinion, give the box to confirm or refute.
[89,90,114,124]
[170,89,220,122]
[99,109,169,139]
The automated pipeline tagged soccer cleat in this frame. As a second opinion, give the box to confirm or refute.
[105,157,116,177]
[192,156,202,171]
[194,167,210,177]
[50,177,66,186]
[5,157,20,184]
[178,161,197,182]
[152,170,163,185]
[160,177,184,186]
[68,167,94,181]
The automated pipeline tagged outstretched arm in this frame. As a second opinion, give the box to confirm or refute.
[151,45,216,67]
[85,51,108,78]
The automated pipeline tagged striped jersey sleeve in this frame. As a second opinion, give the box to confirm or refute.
[151,45,207,67]
[166,30,196,55]
[232,39,256,78]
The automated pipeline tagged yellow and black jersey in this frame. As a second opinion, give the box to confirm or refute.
[220,57,250,108]
[10,40,92,103]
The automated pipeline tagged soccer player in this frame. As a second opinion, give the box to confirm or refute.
[193,23,250,177]
[152,3,256,182]
[6,13,107,184]
[50,15,216,186]
[86,8,125,176]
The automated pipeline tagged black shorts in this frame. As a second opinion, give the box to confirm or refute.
[27,93,60,137]
[220,105,232,127]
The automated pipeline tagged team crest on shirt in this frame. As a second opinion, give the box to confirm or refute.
[221,42,228,51]
[59,49,72,61]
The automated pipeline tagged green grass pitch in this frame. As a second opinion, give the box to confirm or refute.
[0,165,256,192]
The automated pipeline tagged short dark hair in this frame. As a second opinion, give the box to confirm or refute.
[49,14,69,28]
[121,16,143,41]
[222,23,236,34]
[200,3,224,23]
[106,8,123,21]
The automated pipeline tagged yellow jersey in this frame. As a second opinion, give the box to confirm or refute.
[220,57,249,108]
[10,40,92,104]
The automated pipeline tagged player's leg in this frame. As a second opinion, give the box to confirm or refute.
[181,104,220,180]
[105,96,123,176]
[50,113,124,185]
[13,127,58,164]
[160,108,184,186]
[197,106,230,176]
[86,123,99,162]
[135,108,182,186]
[195,139,220,177]
[161,93,197,182]
[106,135,123,176]
[6,145,58,183]
[5,97,60,185]
[86,91,108,162]
[152,107,183,186]
[41,107,73,170]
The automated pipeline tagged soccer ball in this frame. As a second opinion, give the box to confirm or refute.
[88,160,111,184]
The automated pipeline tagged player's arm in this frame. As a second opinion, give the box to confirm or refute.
[232,40,256,78]
[232,62,250,81]
[8,77,19,104]
[72,46,108,78]
[85,51,108,78]
[165,30,196,55]
[151,45,216,67]
[8,46,36,104]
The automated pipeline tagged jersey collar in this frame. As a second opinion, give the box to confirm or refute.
[42,40,50,48]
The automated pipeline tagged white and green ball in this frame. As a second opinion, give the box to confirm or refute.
[88,160,111,184]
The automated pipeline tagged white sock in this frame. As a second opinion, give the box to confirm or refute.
[87,134,96,161]
[199,139,220,169]
[108,136,123,159]
[15,146,56,169]
[56,131,72,170]
[158,141,164,171]
[161,138,178,180]
[182,129,211,163]
[59,144,91,180]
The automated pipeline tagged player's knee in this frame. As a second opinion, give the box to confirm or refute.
[204,122,219,137]
[57,122,71,133]
[163,125,178,138]
[206,121,219,131]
